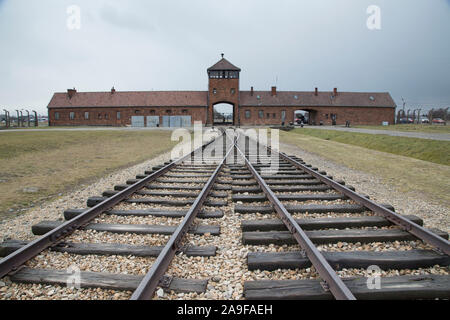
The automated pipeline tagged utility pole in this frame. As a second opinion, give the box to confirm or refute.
[19,110,24,127]
[32,110,38,127]
[2,109,8,128]
[15,110,19,127]
[25,110,30,127]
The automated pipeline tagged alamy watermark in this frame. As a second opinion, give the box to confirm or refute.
[366,265,381,289]
[67,5,81,31]
[367,5,381,30]
[170,123,280,174]
[66,265,81,289]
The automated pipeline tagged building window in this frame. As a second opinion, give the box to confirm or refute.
[166,110,172,114]
[135,110,140,114]
[105,113,109,120]
[213,88,217,94]
[98,113,102,119]
[230,88,236,95]
[267,113,270,119]
[182,109,188,114]
[150,110,155,115]
[117,112,121,120]
[272,113,276,118]
[84,112,89,120]
[70,112,75,120]
[55,112,60,120]
[281,110,286,121]
[245,110,251,119]
[259,110,264,119]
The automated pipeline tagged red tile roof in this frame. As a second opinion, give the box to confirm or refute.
[48,91,208,108]
[207,58,241,71]
[47,90,396,109]
[240,91,396,108]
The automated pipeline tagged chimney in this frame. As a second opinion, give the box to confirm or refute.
[67,88,77,99]
[333,88,338,96]
[271,86,277,96]
[111,86,116,94]
[315,87,318,96]
[251,87,254,96]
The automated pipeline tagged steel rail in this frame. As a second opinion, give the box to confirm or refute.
[131,132,236,300]
[235,140,356,300]
[0,133,221,279]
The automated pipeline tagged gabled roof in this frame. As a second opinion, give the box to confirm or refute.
[240,91,396,108]
[47,90,396,109]
[207,58,241,72]
[48,91,208,108]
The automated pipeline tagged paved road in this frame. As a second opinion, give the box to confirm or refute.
[303,126,450,141]
[2,125,450,141]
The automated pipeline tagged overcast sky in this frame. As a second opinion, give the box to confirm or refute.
[0,0,449,115]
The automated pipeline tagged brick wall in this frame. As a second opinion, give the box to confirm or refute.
[48,105,395,127]
[207,78,240,125]
[48,107,207,126]
[239,106,395,126]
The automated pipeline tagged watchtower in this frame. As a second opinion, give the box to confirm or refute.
[207,54,241,125]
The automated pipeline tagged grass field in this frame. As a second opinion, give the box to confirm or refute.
[0,130,177,220]
[354,124,450,134]
[288,128,449,166]
[279,131,450,207]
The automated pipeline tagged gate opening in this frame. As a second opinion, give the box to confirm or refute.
[294,109,314,125]
[213,103,234,125]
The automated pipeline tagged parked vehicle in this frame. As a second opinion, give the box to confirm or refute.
[398,118,414,124]
[420,117,429,123]
[432,118,445,124]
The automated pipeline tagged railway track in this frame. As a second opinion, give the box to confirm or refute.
[234,133,449,300]
[0,128,449,300]
[0,129,235,300]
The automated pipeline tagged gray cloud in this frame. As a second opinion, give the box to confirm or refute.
[99,2,156,33]
[0,0,449,115]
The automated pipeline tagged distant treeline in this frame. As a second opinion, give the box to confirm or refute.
[428,107,449,120]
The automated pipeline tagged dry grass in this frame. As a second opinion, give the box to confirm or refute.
[288,128,449,165]
[0,130,177,220]
[279,131,450,207]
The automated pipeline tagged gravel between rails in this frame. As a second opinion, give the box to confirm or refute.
[65,229,170,245]
[92,214,183,226]
[25,251,155,275]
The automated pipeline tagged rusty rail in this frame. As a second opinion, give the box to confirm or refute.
[131,132,236,300]
[235,140,356,300]
[0,133,222,279]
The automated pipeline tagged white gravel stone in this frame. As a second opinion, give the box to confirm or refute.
[156,288,164,297]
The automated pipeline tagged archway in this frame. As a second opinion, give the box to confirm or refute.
[213,103,234,125]
[294,109,314,125]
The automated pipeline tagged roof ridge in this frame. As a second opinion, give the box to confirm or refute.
[54,90,208,94]
[207,58,241,71]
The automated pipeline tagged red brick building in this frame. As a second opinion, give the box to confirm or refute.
[48,56,396,127]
